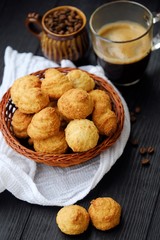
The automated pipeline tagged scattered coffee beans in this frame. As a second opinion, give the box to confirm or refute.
[129,106,155,167]
[139,146,155,155]
[44,8,83,34]
[139,146,155,166]
[130,111,137,123]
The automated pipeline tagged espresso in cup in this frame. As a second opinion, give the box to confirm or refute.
[89,1,160,86]
[95,21,151,85]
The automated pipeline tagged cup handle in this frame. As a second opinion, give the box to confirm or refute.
[152,12,160,51]
[25,12,42,40]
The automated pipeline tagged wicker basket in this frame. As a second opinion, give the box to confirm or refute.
[0,67,124,167]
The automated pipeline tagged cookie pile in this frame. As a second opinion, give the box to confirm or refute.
[10,68,118,154]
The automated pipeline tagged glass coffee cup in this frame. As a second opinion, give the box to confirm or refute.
[89,1,160,86]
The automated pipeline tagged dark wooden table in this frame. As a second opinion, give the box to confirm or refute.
[0,0,160,239]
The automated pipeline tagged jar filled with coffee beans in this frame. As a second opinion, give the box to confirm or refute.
[26,6,90,63]
[44,8,83,35]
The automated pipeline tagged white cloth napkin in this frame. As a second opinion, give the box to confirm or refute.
[0,46,131,206]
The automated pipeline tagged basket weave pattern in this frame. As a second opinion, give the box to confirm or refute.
[0,67,124,167]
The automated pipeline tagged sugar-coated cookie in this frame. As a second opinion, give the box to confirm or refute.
[67,69,95,91]
[27,107,60,140]
[57,88,93,120]
[17,88,49,114]
[10,75,41,106]
[65,119,99,152]
[33,131,68,154]
[41,68,73,99]
[89,89,112,114]
[10,73,49,114]
[88,197,121,231]
[11,109,33,138]
[92,109,117,136]
[90,89,117,136]
[56,205,90,235]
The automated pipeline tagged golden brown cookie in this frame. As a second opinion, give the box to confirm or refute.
[89,89,112,114]
[65,119,99,152]
[92,109,117,136]
[41,68,73,99]
[27,107,60,140]
[88,197,121,231]
[10,75,41,106]
[11,109,33,138]
[17,87,49,114]
[57,88,93,120]
[56,205,90,235]
[67,69,95,91]
[33,131,68,154]
[45,68,61,78]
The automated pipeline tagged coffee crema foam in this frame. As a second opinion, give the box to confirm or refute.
[95,21,151,64]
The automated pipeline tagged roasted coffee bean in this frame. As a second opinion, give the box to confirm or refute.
[70,10,76,17]
[74,23,82,31]
[147,146,155,154]
[130,111,137,123]
[65,19,73,26]
[141,158,150,166]
[59,15,66,21]
[44,8,83,35]
[68,15,76,23]
[68,27,74,33]
[130,111,134,119]
[130,138,139,147]
[134,106,141,113]
[75,14,81,19]
[55,25,63,32]
[139,147,147,155]
[130,115,136,123]
[54,11,61,17]
[59,30,64,34]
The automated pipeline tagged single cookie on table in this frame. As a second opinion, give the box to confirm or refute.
[88,197,121,231]
[56,205,90,235]
[57,88,93,120]
[89,89,112,114]
[27,107,60,140]
[67,69,95,92]
[41,68,73,99]
[92,109,117,137]
[65,119,99,152]
[10,75,41,106]
[33,131,68,154]
[11,109,33,138]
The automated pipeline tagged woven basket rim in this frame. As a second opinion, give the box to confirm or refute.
[0,67,124,167]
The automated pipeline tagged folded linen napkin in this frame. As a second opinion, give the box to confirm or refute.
[0,46,130,206]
